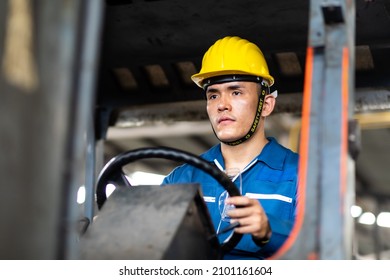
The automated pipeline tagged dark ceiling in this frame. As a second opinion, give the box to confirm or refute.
[97,0,390,115]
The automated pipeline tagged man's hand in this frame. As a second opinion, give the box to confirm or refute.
[225,196,272,241]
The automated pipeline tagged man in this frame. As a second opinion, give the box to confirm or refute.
[162,36,298,259]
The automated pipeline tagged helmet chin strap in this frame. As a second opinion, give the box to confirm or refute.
[213,84,268,146]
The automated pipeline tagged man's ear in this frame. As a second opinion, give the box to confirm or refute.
[262,94,276,117]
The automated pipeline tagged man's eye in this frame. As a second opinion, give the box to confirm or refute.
[232,91,241,96]
[208,94,217,100]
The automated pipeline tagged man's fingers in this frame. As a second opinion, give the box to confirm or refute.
[225,195,253,206]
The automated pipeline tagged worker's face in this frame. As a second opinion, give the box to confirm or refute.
[205,81,260,143]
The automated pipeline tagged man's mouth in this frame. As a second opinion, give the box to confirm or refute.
[218,116,235,124]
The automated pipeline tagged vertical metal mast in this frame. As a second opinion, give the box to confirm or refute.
[274,0,356,259]
[0,0,103,259]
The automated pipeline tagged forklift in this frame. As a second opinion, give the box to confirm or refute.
[1,0,389,260]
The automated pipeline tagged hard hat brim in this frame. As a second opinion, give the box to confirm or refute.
[191,70,274,88]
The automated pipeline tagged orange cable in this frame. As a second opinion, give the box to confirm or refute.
[270,47,313,259]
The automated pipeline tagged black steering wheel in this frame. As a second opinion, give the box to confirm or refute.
[95,146,243,254]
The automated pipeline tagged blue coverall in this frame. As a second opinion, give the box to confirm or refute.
[162,137,299,259]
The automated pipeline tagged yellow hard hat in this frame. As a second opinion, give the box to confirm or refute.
[191,36,274,89]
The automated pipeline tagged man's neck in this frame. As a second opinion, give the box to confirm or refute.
[221,132,269,171]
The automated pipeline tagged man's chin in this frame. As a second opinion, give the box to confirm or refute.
[218,135,241,143]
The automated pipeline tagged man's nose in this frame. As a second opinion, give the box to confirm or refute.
[217,95,231,111]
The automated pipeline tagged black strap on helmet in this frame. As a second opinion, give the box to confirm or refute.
[202,74,263,90]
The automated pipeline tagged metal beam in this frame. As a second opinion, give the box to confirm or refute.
[0,0,103,259]
[274,0,356,260]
